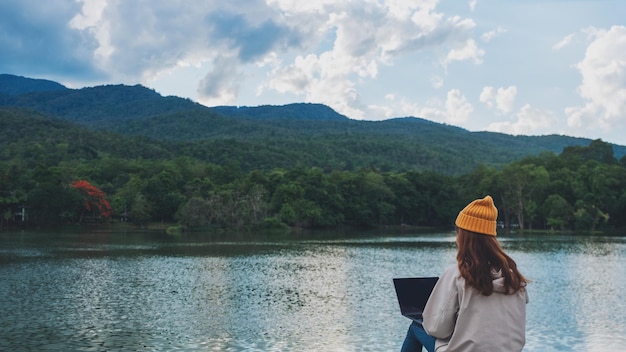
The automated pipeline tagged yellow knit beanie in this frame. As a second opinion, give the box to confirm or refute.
[455,195,498,236]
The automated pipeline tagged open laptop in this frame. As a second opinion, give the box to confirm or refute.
[393,277,439,323]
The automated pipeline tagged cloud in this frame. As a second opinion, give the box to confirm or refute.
[481,26,506,43]
[0,0,102,79]
[553,33,574,50]
[397,89,473,125]
[431,74,444,89]
[442,38,484,68]
[203,10,301,63]
[197,55,242,105]
[479,87,495,107]
[565,25,626,132]
[260,1,479,118]
[446,89,474,124]
[367,99,395,119]
[264,50,365,118]
[488,104,557,135]
[479,85,517,114]
[77,1,301,83]
[469,0,478,12]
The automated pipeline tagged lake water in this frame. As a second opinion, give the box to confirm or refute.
[0,229,625,351]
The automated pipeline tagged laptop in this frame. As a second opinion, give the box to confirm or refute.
[393,277,439,323]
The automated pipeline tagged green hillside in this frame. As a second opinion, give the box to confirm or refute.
[1,73,625,175]
[0,73,67,95]
[0,107,176,164]
[2,74,626,232]
[3,84,206,127]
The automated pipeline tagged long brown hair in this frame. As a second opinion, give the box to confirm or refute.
[456,228,528,296]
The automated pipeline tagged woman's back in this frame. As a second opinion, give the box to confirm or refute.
[423,265,528,352]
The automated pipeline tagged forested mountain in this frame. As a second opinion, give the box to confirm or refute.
[0,107,179,162]
[2,74,626,232]
[0,74,67,96]
[1,73,625,175]
[0,82,206,128]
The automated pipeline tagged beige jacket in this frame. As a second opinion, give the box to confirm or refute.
[422,265,528,352]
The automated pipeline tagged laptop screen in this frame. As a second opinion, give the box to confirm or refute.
[393,277,439,318]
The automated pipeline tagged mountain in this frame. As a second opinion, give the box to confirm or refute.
[0,74,68,96]
[1,73,625,175]
[0,82,208,128]
[0,107,176,163]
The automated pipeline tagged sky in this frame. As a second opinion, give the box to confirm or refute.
[2,0,626,145]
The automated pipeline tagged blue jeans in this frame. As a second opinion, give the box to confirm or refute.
[401,321,436,352]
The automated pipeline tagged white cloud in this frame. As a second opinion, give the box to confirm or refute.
[264,50,365,118]
[260,0,479,118]
[479,86,495,107]
[409,1,443,33]
[443,39,484,68]
[69,0,105,30]
[431,74,444,89]
[397,89,473,125]
[367,103,395,119]
[565,25,626,132]
[446,89,474,124]
[479,85,517,114]
[553,33,575,50]
[66,0,306,90]
[481,26,506,43]
[488,104,557,135]
[469,0,478,12]
[494,86,516,114]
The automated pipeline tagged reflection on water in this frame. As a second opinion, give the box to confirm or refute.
[0,230,625,351]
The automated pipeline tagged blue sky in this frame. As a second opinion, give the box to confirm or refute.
[2,0,626,145]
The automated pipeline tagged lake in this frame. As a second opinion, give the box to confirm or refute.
[0,229,625,351]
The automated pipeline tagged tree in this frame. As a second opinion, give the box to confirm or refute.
[26,165,80,225]
[383,173,416,225]
[404,171,460,227]
[111,174,146,222]
[70,180,112,221]
[128,194,153,226]
[0,161,27,230]
[206,186,269,231]
[176,196,211,229]
[144,169,184,222]
[501,162,549,230]
[561,139,617,165]
[542,194,572,230]
[570,161,621,231]
[360,170,395,226]
[271,181,321,228]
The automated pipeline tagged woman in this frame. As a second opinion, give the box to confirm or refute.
[401,195,529,352]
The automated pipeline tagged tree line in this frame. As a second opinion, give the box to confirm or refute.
[1,139,625,233]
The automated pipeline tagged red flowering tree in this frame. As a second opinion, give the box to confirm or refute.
[71,180,112,221]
